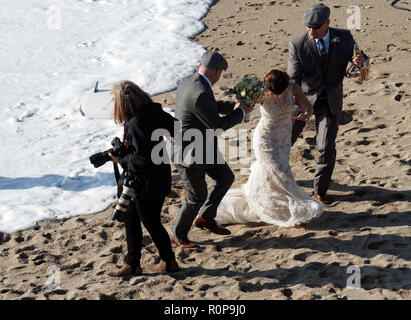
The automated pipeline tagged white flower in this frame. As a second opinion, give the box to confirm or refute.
[233,76,265,106]
[331,36,340,44]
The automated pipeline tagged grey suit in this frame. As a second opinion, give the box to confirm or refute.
[172,72,244,240]
[288,27,356,195]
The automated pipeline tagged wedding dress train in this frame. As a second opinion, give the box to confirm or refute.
[216,82,324,227]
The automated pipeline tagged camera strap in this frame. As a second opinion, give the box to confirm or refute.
[113,162,120,183]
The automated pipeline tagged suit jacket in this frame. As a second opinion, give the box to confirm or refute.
[287,28,356,115]
[174,72,244,168]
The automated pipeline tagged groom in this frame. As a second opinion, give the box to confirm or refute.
[170,51,253,248]
[288,3,365,205]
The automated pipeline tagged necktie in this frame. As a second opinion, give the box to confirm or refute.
[318,38,327,57]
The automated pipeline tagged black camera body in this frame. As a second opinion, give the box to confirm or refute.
[89,137,141,222]
[89,137,125,168]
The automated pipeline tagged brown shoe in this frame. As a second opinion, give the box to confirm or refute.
[155,259,180,273]
[108,264,142,277]
[169,233,198,248]
[313,193,331,206]
[194,216,231,235]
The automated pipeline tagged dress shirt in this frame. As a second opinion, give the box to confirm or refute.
[315,29,330,54]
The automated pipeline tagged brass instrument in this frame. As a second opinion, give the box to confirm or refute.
[346,44,370,81]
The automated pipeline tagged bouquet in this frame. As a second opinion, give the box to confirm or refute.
[233,76,265,122]
[233,76,265,106]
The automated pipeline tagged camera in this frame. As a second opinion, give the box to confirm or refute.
[89,137,141,222]
[110,176,138,222]
[89,137,125,168]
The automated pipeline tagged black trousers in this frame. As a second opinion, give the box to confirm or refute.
[124,196,175,268]
[291,90,339,195]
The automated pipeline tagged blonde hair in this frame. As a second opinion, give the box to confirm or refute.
[111,80,152,124]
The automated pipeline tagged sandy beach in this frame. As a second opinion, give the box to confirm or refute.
[0,0,410,300]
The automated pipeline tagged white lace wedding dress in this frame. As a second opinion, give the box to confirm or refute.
[216,82,324,227]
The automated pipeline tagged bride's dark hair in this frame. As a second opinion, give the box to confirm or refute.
[264,69,290,95]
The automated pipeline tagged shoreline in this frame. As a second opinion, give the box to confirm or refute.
[1,0,410,300]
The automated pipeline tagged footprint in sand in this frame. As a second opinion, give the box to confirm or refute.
[339,110,355,125]
[30,283,43,295]
[362,274,384,290]
[302,148,315,160]
[81,261,94,271]
[386,44,398,52]
[375,72,391,81]
[305,137,316,146]
[394,93,404,102]
[32,253,47,266]
[293,251,316,262]
[238,281,263,293]
[14,234,25,243]
[281,288,293,299]
[18,252,29,261]
[98,230,108,241]
[77,283,88,291]
[368,240,388,250]
[15,245,36,254]
[357,127,373,133]
[355,138,373,146]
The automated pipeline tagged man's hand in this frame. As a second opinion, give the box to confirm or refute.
[108,152,120,164]
[233,101,241,110]
[353,53,365,67]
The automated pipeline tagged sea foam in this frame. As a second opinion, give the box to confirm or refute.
[0,0,213,233]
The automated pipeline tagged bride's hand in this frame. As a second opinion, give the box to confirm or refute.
[293,112,310,122]
[243,104,254,114]
[235,101,254,114]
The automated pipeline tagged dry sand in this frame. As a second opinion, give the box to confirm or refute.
[1,0,410,300]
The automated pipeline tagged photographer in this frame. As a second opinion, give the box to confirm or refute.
[107,80,179,277]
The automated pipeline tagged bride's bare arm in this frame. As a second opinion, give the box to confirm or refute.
[292,83,313,122]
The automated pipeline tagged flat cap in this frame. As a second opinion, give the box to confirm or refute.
[201,51,228,71]
[303,3,330,28]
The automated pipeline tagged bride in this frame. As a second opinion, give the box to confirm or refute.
[216,70,324,228]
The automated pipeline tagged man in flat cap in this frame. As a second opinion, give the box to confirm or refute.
[170,51,253,247]
[288,3,365,205]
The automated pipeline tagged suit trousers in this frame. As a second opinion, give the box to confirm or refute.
[172,163,235,239]
[124,196,175,268]
[291,91,339,195]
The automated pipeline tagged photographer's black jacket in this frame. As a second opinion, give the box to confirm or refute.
[119,102,178,200]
